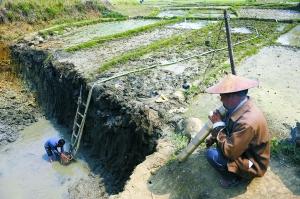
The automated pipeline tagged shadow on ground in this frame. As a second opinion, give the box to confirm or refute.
[270,157,300,196]
[148,149,300,199]
[147,150,248,199]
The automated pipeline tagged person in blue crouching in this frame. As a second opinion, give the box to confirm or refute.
[44,138,65,163]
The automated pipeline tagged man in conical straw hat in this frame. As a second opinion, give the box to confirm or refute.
[205,74,270,188]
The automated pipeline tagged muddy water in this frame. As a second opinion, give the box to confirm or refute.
[0,119,92,199]
[157,10,187,18]
[231,27,252,34]
[167,20,216,30]
[62,19,158,47]
[277,25,300,47]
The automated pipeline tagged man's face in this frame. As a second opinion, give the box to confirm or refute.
[220,93,235,109]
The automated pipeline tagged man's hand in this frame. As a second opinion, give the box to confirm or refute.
[208,110,222,124]
[60,153,69,160]
[205,136,216,148]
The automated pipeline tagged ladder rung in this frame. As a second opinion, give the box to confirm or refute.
[76,123,81,128]
[82,103,87,107]
[73,134,78,138]
[78,112,84,118]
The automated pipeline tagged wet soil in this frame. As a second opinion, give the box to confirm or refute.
[0,72,40,147]
[239,9,300,20]
[55,24,188,75]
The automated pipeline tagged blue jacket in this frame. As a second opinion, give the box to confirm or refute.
[44,137,64,154]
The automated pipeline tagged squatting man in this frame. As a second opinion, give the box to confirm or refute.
[44,137,66,163]
[205,74,270,188]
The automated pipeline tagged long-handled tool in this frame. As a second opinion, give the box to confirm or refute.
[177,106,226,162]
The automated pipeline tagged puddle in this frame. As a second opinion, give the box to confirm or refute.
[277,25,300,47]
[62,19,158,47]
[168,20,216,30]
[231,27,252,34]
[276,24,287,32]
[162,63,186,75]
[0,119,92,199]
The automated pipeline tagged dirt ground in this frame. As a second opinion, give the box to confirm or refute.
[115,45,300,198]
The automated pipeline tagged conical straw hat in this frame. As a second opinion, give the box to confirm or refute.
[206,74,259,94]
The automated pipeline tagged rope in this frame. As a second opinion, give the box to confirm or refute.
[202,21,224,81]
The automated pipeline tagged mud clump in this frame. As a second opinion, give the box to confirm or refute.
[68,178,109,199]
[0,123,17,146]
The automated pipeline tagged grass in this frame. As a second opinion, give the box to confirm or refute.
[170,132,190,154]
[0,0,124,23]
[96,22,220,73]
[65,18,182,52]
[184,85,200,100]
[271,137,300,164]
[97,32,184,73]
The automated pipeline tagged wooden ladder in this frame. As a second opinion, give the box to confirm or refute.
[70,85,93,157]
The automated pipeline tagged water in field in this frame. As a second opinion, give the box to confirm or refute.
[277,25,300,47]
[158,10,187,17]
[231,27,252,34]
[168,20,216,30]
[0,119,92,199]
[63,19,158,47]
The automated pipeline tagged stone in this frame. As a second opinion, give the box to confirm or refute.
[183,117,204,139]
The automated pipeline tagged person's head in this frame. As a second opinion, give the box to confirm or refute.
[58,139,65,147]
[220,90,248,109]
[206,74,258,109]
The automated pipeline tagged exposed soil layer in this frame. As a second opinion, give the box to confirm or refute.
[0,72,40,148]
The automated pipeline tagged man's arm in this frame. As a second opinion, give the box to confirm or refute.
[60,146,64,153]
[217,123,254,160]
